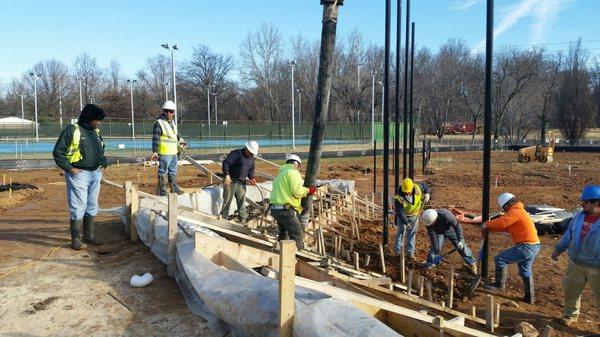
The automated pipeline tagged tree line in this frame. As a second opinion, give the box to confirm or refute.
[0,24,598,145]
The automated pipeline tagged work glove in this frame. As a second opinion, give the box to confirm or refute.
[307,186,317,195]
[248,178,257,186]
[224,175,232,186]
[456,241,465,251]
[150,152,159,161]
[551,250,561,261]
[424,193,431,204]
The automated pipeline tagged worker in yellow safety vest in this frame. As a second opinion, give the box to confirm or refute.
[151,100,186,196]
[393,177,431,260]
[53,104,107,250]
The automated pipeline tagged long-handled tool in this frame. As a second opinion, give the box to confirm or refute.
[424,246,459,269]
[464,238,485,297]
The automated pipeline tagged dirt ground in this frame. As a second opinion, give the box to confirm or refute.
[0,150,598,336]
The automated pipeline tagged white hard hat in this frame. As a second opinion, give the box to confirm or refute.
[286,154,302,165]
[421,209,438,226]
[498,192,515,208]
[245,141,259,155]
[162,100,176,111]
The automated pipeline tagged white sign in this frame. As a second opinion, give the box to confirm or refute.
[118,144,126,149]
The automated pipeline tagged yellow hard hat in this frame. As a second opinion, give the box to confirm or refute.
[401,178,414,193]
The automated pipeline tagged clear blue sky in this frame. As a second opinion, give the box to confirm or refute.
[1,0,598,86]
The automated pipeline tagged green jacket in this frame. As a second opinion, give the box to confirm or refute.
[270,164,309,212]
[53,123,106,172]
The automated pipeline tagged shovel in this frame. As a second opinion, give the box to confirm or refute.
[464,238,485,297]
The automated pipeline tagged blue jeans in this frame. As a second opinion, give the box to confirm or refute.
[65,169,102,220]
[158,154,178,176]
[394,215,419,255]
[495,243,540,278]
[427,230,476,266]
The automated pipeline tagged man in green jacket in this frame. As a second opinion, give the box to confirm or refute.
[270,154,317,250]
[53,104,107,250]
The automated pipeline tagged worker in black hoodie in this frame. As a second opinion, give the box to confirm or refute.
[53,104,107,250]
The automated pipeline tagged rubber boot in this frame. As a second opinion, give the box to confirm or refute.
[168,174,184,195]
[157,175,168,196]
[484,265,507,291]
[522,275,535,304]
[82,215,103,245]
[70,219,87,250]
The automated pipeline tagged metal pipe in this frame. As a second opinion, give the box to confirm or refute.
[481,0,494,280]
[394,0,402,194]
[291,61,296,148]
[371,72,376,146]
[171,48,178,125]
[409,22,416,179]
[383,0,391,245]
[402,0,410,179]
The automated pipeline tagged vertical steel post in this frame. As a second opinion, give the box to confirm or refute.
[409,22,416,179]
[402,0,410,179]
[383,0,391,245]
[394,0,402,194]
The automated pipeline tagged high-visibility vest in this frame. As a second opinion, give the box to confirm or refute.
[66,125,102,163]
[155,119,178,155]
[394,184,424,216]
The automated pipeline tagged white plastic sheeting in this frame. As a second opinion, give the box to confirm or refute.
[130,186,400,337]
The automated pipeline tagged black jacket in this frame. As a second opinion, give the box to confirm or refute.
[427,209,464,254]
[222,149,255,184]
[53,122,106,172]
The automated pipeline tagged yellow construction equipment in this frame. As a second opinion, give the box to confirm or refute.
[517,132,555,163]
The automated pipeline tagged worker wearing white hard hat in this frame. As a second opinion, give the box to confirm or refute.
[270,154,316,250]
[422,208,477,274]
[220,141,259,223]
[151,100,186,196]
[482,192,540,305]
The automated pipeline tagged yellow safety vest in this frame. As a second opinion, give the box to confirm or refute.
[394,184,423,216]
[155,119,178,155]
[66,125,102,163]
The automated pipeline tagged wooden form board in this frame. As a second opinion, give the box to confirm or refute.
[278,241,296,337]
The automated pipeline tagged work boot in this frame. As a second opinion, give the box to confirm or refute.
[559,316,578,326]
[468,263,478,275]
[157,175,168,196]
[406,251,415,262]
[168,174,185,195]
[69,219,87,250]
[522,275,535,304]
[82,215,103,245]
[484,266,507,291]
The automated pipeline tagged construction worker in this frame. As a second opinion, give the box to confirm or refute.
[270,154,317,250]
[393,177,431,260]
[422,209,478,274]
[482,192,540,304]
[220,141,259,223]
[151,100,185,196]
[551,184,600,326]
[52,104,107,250]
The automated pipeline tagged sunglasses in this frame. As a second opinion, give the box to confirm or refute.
[164,109,175,113]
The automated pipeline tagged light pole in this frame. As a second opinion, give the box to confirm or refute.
[78,79,83,111]
[357,64,361,129]
[161,43,179,124]
[296,87,302,124]
[289,60,296,148]
[378,81,384,123]
[19,93,24,120]
[127,79,137,141]
[59,90,63,128]
[207,84,211,138]
[212,92,218,125]
[164,82,169,100]
[371,71,377,146]
[29,72,39,142]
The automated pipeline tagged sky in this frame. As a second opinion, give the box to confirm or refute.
[1,0,599,87]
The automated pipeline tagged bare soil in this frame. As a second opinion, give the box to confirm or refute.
[0,150,598,336]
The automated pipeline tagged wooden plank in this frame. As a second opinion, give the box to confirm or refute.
[167,193,178,277]
[124,181,132,235]
[278,241,296,337]
[541,325,554,337]
[486,295,494,332]
[130,184,139,242]
[448,268,454,309]
[220,251,261,275]
[379,244,386,274]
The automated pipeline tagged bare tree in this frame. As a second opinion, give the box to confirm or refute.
[73,53,105,105]
[556,39,595,145]
[459,53,485,143]
[137,54,171,119]
[503,92,535,144]
[533,52,562,143]
[239,23,285,122]
[590,58,600,127]
[22,59,71,119]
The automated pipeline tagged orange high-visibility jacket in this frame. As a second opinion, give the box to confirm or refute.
[485,202,540,244]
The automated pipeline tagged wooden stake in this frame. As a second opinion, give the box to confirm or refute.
[440,301,445,307]
[486,294,495,332]
[448,268,454,309]
[124,181,132,235]
[353,252,360,270]
[334,236,339,258]
[278,240,296,337]
[426,281,433,302]
[471,306,477,318]
[378,244,386,274]
[407,270,414,295]
[364,255,371,267]
[418,275,424,297]
[495,303,500,327]
[167,192,178,277]
[130,184,139,242]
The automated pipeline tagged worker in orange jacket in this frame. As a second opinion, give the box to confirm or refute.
[482,192,540,304]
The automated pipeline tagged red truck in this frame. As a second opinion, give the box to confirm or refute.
[444,122,477,134]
